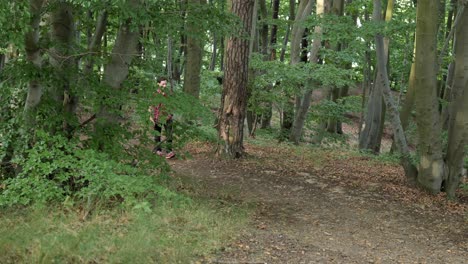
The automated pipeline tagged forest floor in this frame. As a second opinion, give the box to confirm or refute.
[169,136,468,264]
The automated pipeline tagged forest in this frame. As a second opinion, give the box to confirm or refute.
[1,0,467,263]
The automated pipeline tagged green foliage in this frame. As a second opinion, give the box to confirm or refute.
[0,1,30,52]
[309,95,362,124]
[0,130,166,208]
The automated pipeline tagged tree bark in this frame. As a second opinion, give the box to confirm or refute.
[373,0,418,184]
[321,0,346,135]
[289,0,326,144]
[217,0,254,158]
[49,1,78,136]
[23,0,45,127]
[359,0,394,153]
[98,0,141,128]
[444,0,468,198]
[183,0,206,98]
[282,0,313,139]
[270,0,280,60]
[414,0,444,193]
[84,10,108,74]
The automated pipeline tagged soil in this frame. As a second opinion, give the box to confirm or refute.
[170,141,468,264]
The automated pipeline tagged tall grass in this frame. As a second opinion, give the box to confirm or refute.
[0,195,248,263]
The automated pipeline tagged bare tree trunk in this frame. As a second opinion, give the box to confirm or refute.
[98,0,141,130]
[269,0,280,60]
[373,0,418,184]
[444,1,468,198]
[23,0,45,127]
[183,0,206,98]
[217,0,254,158]
[209,34,217,71]
[258,0,273,128]
[49,1,78,136]
[246,0,259,137]
[359,0,394,153]
[281,0,313,139]
[84,10,108,74]
[414,0,444,193]
[289,0,326,144]
[279,0,295,62]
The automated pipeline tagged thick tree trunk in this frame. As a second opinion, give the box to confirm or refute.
[414,0,444,193]
[183,0,205,98]
[99,0,140,127]
[444,1,468,198]
[373,0,418,184]
[23,0,45,127]
[217,0,254,158]
[289,0,326,144]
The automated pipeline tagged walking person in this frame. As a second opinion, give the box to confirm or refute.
[149,77,175,159]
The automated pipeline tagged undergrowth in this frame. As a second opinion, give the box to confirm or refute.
[0,195,248,263]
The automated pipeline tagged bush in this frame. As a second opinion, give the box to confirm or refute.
[0,130,166,208]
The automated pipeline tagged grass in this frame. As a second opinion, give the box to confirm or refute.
[0,191,248,263]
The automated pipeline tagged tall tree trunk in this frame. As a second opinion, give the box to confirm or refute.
[183,0,206,98]
[321,0,346,135]
[359,0,394,153]
[373,0,418,184]
[23,0,45,128]
[217,0,254,158]
[259,0,273,129]
[84,10,108,75]
[414,0,444,193]
[440,2,465,129]
[246,0,259,137]
[270,0,280,60]
[49,1,77,136]
[98,0,141,135]
[443,1,468,198]
[289,0,326,144]
[209,34,218,71]
[279,0,296,62]
[281,0,313,139]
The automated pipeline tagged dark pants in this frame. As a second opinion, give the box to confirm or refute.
[154,119,173,152]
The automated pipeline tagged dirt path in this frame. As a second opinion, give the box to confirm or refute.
[170,143,468,264]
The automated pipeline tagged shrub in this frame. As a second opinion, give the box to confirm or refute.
[0,130,165,208]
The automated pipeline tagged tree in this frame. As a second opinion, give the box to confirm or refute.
[49,1,78,136]
[373,0,418,184]
[217,0,255,158]
[443,0,468,198]
[359,0,394,154]
[96,0,142,150]
[183,0,206,98]
[289,0,327,144]
[282,0,313,140]
[413,0,444,193]
[23,0,45,128]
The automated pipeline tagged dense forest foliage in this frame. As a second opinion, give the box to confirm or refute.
[1,0,467,210]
